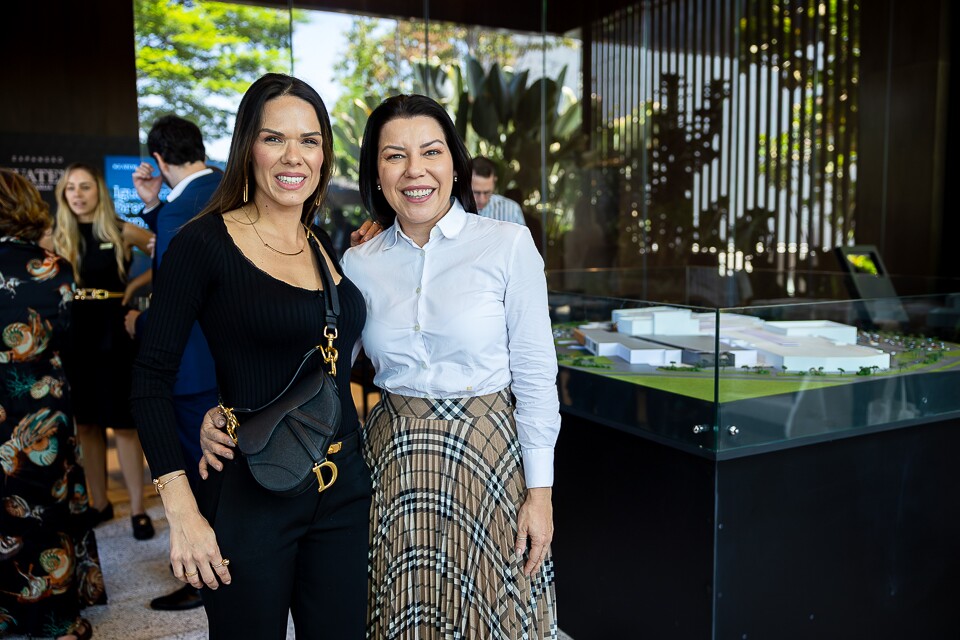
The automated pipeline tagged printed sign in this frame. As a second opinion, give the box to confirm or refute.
[104,155,171,222]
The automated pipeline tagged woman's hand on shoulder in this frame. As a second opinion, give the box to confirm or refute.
[350,219,383,247]
[516,487,554,577]
[198,406,235,480]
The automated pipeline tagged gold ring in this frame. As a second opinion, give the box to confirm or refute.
[184,570,198,578]
[213,558,230,568]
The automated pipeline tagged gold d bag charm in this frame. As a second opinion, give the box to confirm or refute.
[313,459,338,493]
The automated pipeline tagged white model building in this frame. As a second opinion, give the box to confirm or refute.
[577,328,683,365]
[613,307,701,335]
[577,307,889,373]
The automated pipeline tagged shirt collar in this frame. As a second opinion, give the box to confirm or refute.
[166,168,214,203]
[381,198,469,251]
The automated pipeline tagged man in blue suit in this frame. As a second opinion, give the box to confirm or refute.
[128,115,220,611]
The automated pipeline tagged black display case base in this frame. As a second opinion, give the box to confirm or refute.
[553,413,960,639]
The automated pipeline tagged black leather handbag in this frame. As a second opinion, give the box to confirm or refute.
[220,229,343,497]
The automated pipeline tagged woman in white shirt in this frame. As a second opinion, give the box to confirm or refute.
[343,94,559,639]
[199,94,559,639]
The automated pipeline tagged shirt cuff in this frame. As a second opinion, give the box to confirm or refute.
[521,447,554,488]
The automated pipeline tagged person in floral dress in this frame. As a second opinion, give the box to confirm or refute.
[0,169,105,640]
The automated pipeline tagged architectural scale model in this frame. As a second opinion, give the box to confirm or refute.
[573,306,890,373]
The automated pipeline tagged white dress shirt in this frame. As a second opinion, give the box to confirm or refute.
[341,199,560,487]
[478,193,526,225]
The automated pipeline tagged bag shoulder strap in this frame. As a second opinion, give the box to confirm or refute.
[306,226,340,331]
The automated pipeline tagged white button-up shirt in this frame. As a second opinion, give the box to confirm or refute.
[341,199,560,487]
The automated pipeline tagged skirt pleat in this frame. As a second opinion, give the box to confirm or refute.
[364,390,558,640]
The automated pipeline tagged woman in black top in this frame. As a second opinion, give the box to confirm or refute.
[52,164,155,539]
[130,74,370,639]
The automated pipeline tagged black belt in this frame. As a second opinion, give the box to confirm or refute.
[232,429,360,457]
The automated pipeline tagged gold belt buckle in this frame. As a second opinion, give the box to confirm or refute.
[74,288,112,300]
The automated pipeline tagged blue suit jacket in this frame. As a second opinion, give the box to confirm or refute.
[142,171,220,397]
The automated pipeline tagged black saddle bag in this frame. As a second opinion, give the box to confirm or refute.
[220,228,343,497]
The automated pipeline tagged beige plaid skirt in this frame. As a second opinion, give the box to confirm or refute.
[363,389,557,640]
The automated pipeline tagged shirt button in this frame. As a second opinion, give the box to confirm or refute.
[414,324,421,331]
[416,286,421,294]
[421,361,428,369]
[419,250,425,257]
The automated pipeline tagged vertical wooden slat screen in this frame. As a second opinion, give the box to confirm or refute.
[586,0,859,271]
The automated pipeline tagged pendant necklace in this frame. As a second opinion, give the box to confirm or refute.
[244,203,305,256]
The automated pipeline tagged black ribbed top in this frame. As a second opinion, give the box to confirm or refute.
[77,221,130,289]
[130,213,366,477]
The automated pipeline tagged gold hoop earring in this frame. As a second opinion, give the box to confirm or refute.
[243,176,248,203]
[315,190,322,208]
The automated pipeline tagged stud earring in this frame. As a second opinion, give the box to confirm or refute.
[376,184,381,191]
[454,175,458,182]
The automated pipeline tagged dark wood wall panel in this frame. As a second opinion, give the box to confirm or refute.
[1,0,139,138]
[0,0,141,202]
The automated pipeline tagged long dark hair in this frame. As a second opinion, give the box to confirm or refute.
[358,94,476,228]
[199,73,335,225]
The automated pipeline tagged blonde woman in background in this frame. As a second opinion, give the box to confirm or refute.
[53,163,156,540]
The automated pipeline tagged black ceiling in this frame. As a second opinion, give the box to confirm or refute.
[245,0,634,35]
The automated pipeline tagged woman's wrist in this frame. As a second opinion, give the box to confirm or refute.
[153,470,199,517]
[163,494,200,520]
[154,469,187,487]
[526,487,552,502]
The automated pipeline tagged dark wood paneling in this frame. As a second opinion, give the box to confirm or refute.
[1,0,139,139]
[268,0,636,34]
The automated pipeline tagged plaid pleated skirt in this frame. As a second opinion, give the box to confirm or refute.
[364,389,558,640]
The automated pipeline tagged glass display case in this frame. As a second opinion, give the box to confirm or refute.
[549,268,960,640]
[549,267,960,458]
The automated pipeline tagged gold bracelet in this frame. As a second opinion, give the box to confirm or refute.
[153,471,187,495]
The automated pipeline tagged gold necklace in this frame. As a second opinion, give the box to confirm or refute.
[244,203,305,256]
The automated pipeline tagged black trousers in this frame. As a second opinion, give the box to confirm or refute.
[198,444,371,639]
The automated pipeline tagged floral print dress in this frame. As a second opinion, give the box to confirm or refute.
[0,236,105,637]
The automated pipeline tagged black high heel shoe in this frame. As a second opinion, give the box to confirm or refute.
[91,502,114,526]
[131,512,155,540]
[60,616,92,640]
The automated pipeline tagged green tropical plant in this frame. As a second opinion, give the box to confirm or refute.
[461,57,588,243]
[330,55,588,238]
[133,0,304,141]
